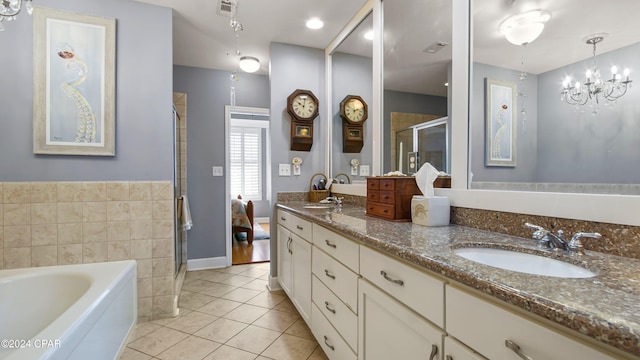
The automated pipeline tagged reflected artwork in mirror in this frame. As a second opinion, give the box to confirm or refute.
[470,0,640,195]
[382,0,451,174]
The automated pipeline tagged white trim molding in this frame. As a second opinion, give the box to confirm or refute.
[186,256,228,271]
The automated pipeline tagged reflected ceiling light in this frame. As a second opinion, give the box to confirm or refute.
[0,0,34,31]
[306,18,324,30]
[499,10,550,46]
[364,30,374,41]
[239,56,260,73]
[561,33,632,114]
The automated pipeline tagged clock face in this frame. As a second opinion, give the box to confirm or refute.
[292,93,317,119]
[344,98,365,123]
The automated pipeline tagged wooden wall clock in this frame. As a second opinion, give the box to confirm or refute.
[339,95,368,153]
[287,89,319,151]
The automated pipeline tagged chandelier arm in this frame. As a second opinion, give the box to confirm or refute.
[1,0,22,17]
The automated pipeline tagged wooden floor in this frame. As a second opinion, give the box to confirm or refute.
[231,222,271,265]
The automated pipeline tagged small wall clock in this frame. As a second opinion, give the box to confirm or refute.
[287,89,319,151]
[339,95,368,153]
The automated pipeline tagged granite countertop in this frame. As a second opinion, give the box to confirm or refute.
[277,201,640,358]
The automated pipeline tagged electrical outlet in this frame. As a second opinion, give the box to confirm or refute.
[360,165,370,176]
[212,166,223,176]
[279,164,291,176]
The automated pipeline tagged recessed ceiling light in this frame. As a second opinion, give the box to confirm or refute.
[306,18,324,30]
[364,30,374,41]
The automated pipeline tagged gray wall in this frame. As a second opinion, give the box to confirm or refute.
[173,66,269,260]
[269,43,326,275]
[0,0,173,181]
[536,42,640,184]
[332,52,373,179]
[470,63,538,182]
[383,90,448,173]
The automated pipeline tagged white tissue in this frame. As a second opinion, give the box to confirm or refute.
[415,162,439,197]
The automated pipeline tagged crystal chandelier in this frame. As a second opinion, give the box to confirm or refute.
[0,0,33,31]
[561,34,632,114]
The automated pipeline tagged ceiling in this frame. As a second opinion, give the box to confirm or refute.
[134,0,640,98]
[133,0,368,74]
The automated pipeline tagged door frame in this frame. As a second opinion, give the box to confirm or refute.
[224,105,271,266]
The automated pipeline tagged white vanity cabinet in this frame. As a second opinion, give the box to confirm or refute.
[276,210,312,322]
[446,285,616,360]
[444,337,486,360]
[359,279,444,360]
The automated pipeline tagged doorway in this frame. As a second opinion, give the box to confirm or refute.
[225,106,271,266]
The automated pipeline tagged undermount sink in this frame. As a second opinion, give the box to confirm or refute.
[303,204,332,209]
[453,247,596,278]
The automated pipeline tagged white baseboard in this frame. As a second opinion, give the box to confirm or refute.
[186,256,228,271]
[255,217,270,223]
[267,275,282,291]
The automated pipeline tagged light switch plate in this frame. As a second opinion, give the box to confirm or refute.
[360,165,370,176]
[212,166,223,176]
[279,164,291,176]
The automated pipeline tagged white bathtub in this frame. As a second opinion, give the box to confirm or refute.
[0,260,137,360]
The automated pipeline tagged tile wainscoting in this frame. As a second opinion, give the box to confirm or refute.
[0,181,176,321]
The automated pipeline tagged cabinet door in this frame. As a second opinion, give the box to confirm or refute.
[277,225,292,295]
[359,279,444,360]
[291,234,312,322]
[444,337,486,360]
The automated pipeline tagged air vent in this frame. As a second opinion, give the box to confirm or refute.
[423,41,448,54]
[217,0,236,17]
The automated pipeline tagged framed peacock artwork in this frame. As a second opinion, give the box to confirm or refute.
[485,78,517,167]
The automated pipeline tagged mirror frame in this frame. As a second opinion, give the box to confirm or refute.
[326,0,640,227]
[325,0,382,181]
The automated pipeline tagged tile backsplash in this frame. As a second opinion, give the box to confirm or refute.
[0,181,176,321]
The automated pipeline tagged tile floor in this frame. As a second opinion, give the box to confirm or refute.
[119,262,329,360]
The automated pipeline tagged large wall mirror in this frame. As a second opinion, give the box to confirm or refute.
[382,0,452,175]
[331,12,373,182]
[470,0,640,195]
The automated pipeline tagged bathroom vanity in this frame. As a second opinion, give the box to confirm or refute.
[276,201,640,360]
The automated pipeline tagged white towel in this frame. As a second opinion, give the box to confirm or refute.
[180,195,193,231]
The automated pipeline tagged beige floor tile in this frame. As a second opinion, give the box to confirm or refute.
[240,279,269,291]
[261,334,318,360]
[283,319,315,340]
[127,327,189,356]
[245,291,286,309]
[178,290,216,310]
[156,335,221,360]
[252,309,300,332]
[194,317,248,343]
[119,347,152,360]
[218,275,255,287]
[307,346,329,360]
[127,322,162,343]
[201,271,236,283]
[182,279,217,292]
[254,262,271,271]
[221,264,256,274]
[220,287,262,303]
[198,282,237,297]
[223,304,270,324]
[225,325,281,354]
[151,309,192,327]
[163,310,217,334]
[203,345,258,360]
[197,298,243,317]
[237,267,270,279]
[273,298,298,314]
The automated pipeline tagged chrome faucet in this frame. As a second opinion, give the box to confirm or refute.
[525,223,567,251]
[325,196,344,207]
[525,223,602,255]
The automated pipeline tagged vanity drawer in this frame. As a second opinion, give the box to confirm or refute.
[379,190,395,204]
[380,179,396,191]
[278,210,312,241]
[312,248,359,313]
[366,202,395,220]
[360,245,444,328]
[312,224,359,272]
[312,276,358,351]
[446,285,616,360]
[311,304,357,360]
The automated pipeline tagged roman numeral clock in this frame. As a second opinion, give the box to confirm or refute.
[340,95,368,153]
[287,89,319,151]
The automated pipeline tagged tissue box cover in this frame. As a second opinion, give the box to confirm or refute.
[411,195,450,226]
